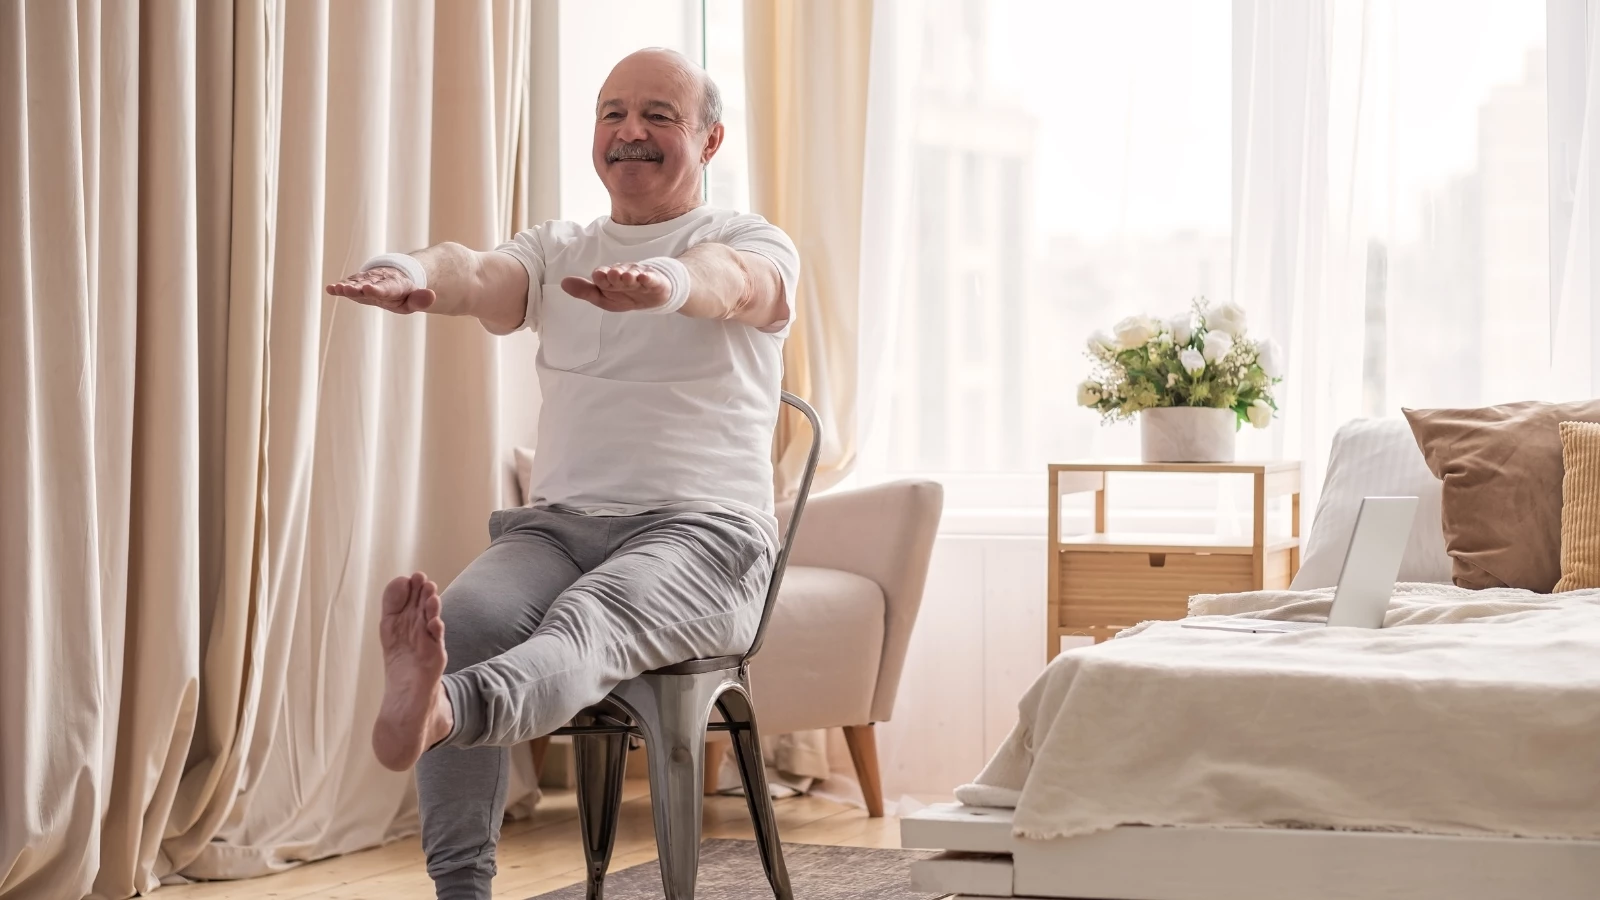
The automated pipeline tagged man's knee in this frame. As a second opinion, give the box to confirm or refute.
[439,581,521,673]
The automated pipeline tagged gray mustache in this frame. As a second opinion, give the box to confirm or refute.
[607,143,663,163]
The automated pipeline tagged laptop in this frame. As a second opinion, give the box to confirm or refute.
[1182,495,1420,634]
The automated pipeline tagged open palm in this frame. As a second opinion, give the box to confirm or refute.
[326,266,436,314]
[561,264,672,313]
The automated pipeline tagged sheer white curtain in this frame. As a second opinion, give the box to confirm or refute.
[1231,0,1366,518]
[1236,0,1572,516]
[1551,0,1600,394]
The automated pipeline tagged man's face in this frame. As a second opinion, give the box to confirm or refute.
[592,53,723,217]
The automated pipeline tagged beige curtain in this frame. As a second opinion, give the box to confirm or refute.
[744,0,874,498]
[0,2,547,896]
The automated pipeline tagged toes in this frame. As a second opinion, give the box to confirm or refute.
[382,575,412,614]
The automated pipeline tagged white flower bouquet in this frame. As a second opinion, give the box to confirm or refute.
[1077,299,1284,429]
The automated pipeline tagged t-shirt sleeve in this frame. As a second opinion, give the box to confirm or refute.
[493,224,551,333]
[717,213,800,337]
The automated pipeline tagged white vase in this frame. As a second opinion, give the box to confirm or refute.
[1140,407,1238,463]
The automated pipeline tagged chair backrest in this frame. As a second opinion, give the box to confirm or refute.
[743,391,823,662]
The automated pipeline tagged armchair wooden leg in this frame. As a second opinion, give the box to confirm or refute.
[703,740,725,796]
[531,736,552,780]
[843,724,885,818]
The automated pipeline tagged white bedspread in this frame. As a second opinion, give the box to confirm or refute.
[956,585,1600,841]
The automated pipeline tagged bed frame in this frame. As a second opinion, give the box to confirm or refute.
[901,803,1600,900]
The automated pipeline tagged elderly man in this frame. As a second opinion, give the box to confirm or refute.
[325,49,797,899]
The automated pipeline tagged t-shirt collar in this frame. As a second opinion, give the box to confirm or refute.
[602,207,710,244]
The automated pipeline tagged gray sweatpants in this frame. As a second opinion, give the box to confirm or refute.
[417,506,771,899]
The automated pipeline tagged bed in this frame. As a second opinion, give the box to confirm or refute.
[900,419,1600,899]
[902,803,1600,899]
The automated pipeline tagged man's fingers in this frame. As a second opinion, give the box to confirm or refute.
[590,265,655,294]
[593,265,646,292]
[407,288,437,312]
[568,266,673,313]
[327,274,375,296]
[327,267,413,299]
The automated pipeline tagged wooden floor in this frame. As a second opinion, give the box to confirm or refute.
[157,782,901,900]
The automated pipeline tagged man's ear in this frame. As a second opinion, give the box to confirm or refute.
[700,122,726,166]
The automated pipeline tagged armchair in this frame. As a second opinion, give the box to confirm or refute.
[733,478,944,816]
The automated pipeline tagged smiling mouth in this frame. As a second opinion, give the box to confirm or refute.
[607,145,664,164]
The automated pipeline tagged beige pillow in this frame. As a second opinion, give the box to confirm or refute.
[1405,400,1600,593]
[1556,421,1600,592]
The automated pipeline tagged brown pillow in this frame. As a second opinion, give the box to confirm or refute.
[1404,400,1600,592]
[1556,421,1600,592]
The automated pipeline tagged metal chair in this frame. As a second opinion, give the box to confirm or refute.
[550,391,823,900]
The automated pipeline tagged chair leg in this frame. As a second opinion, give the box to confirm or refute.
[843,724,886,818]
[573,723,630,900]
[615,673,723,900]
[719,690,794,900]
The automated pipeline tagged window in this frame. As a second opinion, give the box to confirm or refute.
[1359,0,1548,410]
[703,0,751,211]
[863,0,1234,479]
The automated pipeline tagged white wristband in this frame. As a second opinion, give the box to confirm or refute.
[636,256,690,315]
[360,252,428,290]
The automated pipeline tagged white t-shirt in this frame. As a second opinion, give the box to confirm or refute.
[494,206,799,545]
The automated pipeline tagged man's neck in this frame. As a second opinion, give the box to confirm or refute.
[610,195,704,226]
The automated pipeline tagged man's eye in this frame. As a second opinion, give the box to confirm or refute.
[650,114,670,122]
[603,112,623,120]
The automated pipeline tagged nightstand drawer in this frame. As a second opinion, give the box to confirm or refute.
[1056,550,1255,629]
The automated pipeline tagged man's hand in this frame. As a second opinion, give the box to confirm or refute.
[561,264,672,313]
[326,266,437,315]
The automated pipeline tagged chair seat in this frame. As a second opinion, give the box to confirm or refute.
[648,655,743,676]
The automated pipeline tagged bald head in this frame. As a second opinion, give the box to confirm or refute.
[600,48,722,132]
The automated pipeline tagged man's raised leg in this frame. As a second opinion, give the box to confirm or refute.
[396,510,599,900]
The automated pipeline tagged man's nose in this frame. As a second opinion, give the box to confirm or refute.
[617,114,650,143]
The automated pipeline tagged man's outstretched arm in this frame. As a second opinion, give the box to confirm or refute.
[559,242,791,333]
[326,243,529,336]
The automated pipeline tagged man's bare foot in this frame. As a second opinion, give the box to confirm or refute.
[373,573,454,771]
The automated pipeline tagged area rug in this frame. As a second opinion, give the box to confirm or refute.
[530,839,952,899]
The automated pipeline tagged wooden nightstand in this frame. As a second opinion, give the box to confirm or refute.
[1047,461,1302,657]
